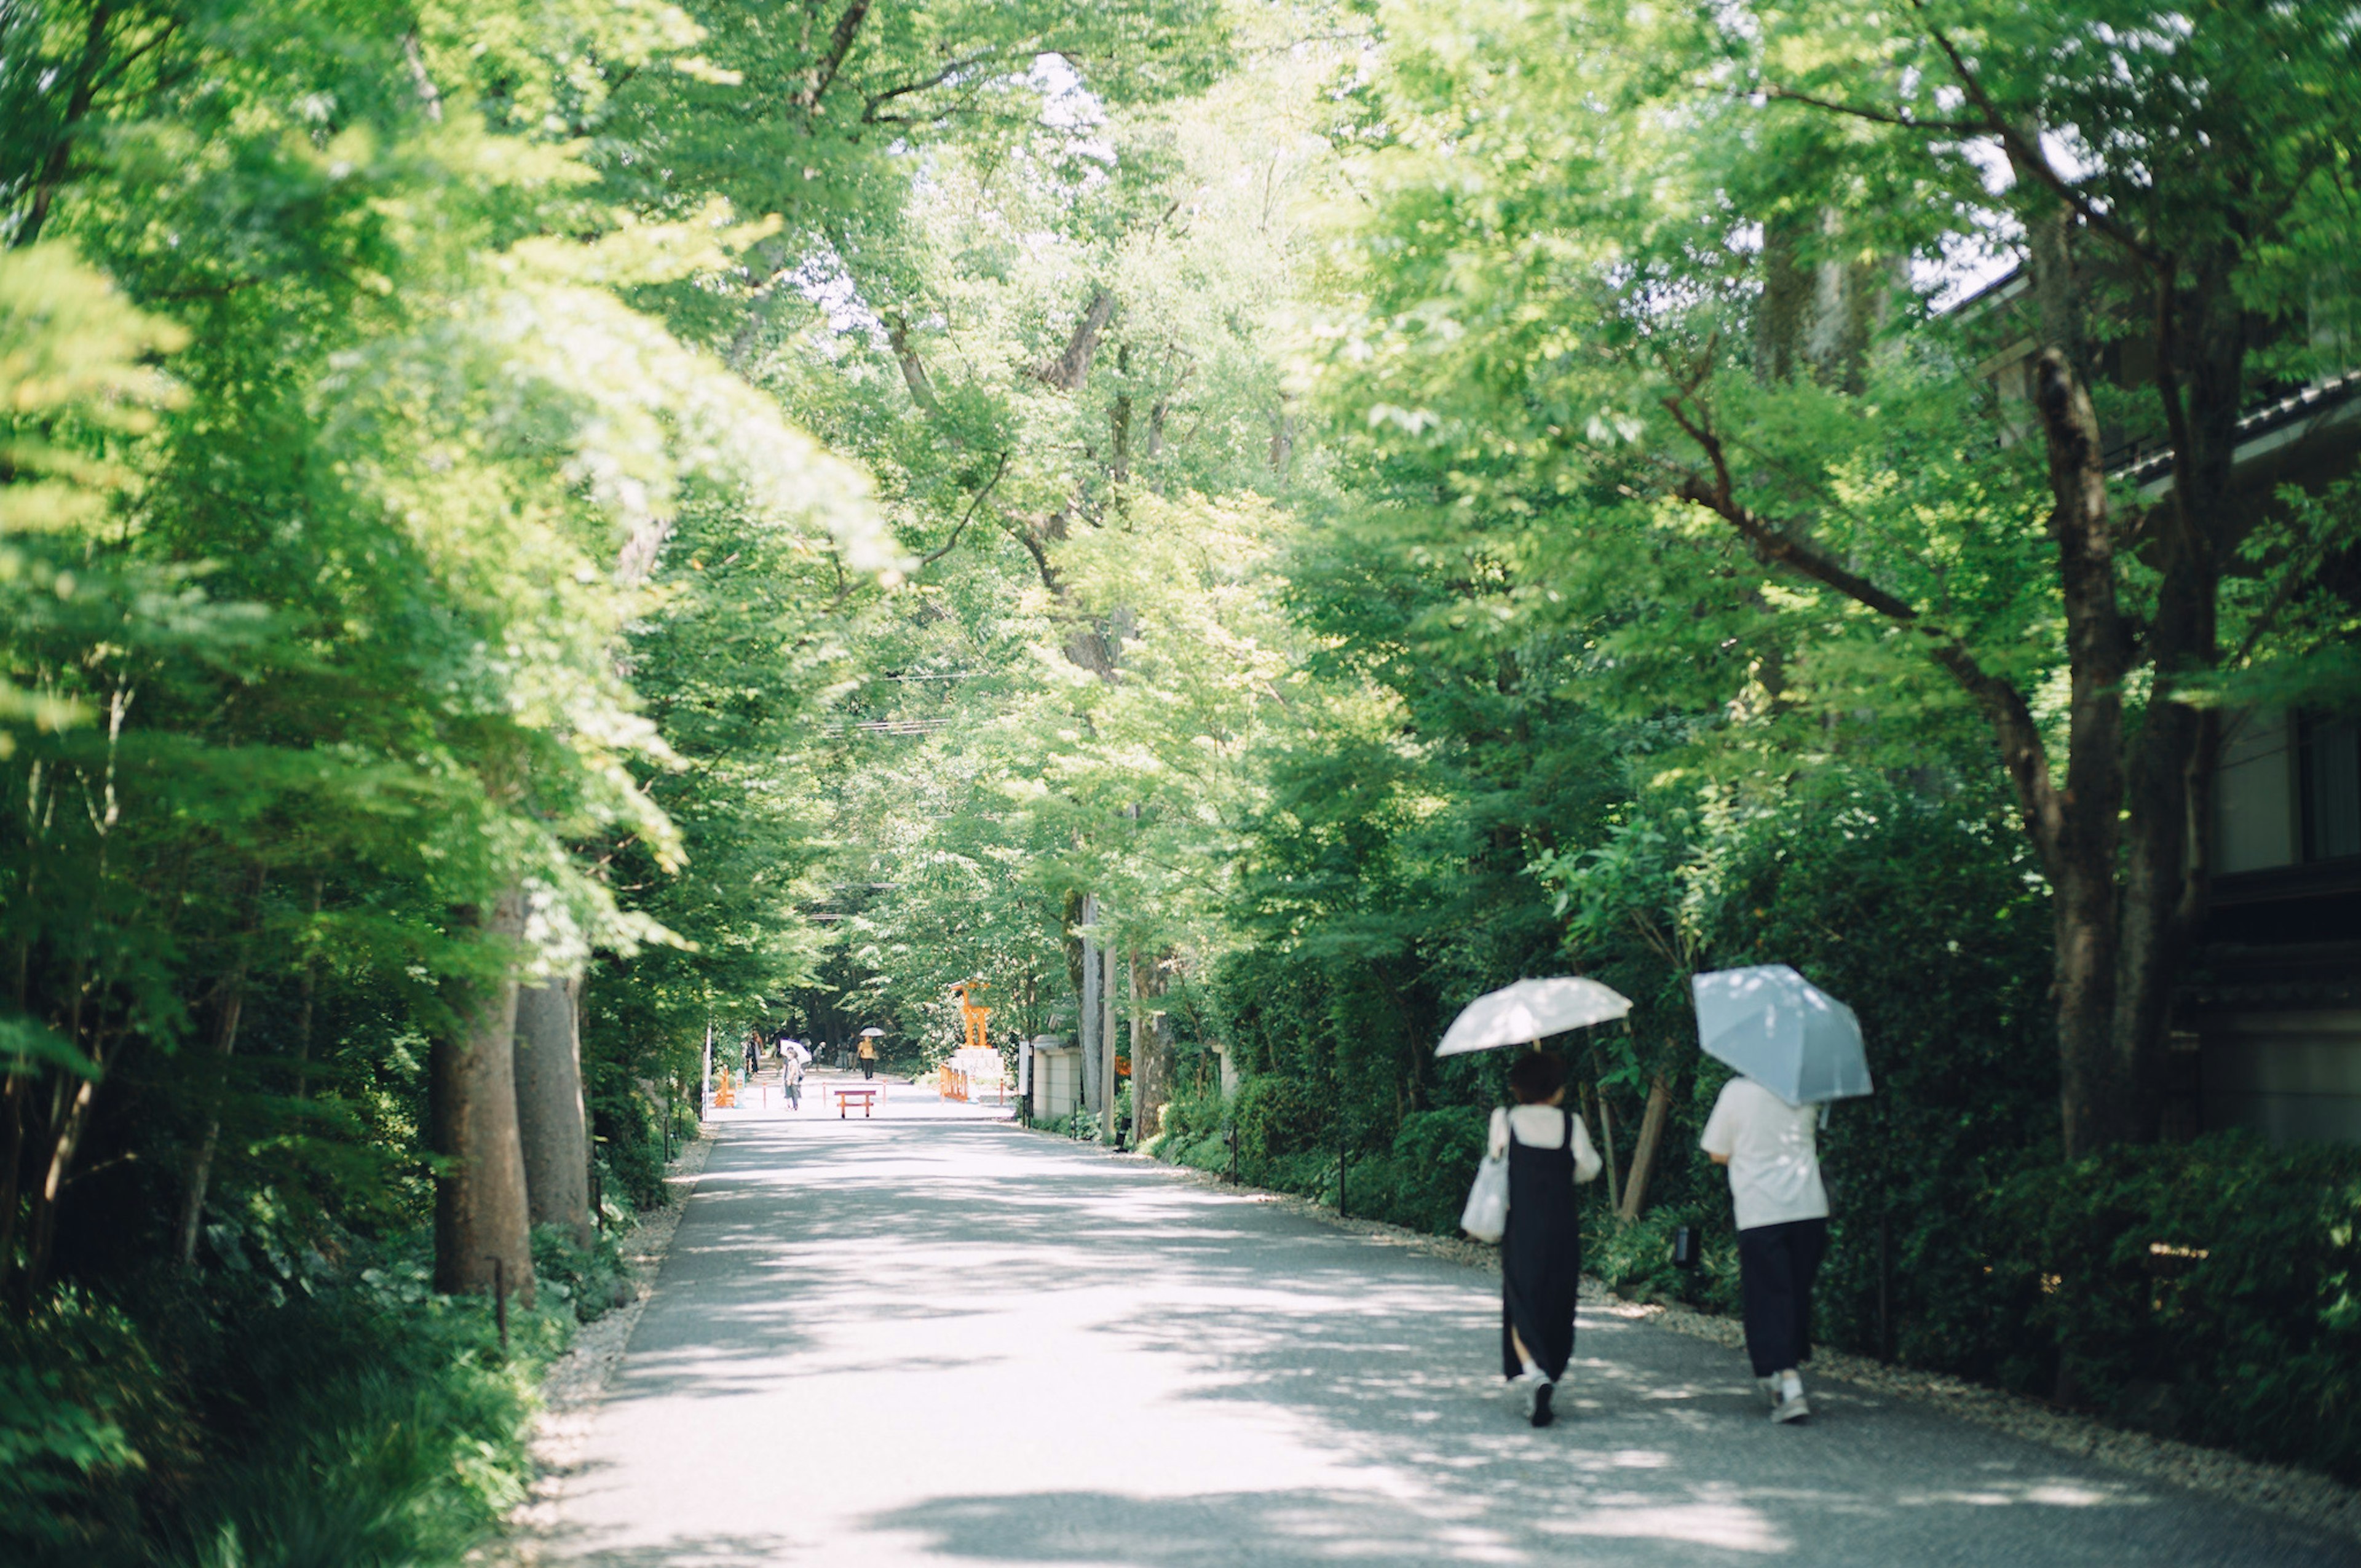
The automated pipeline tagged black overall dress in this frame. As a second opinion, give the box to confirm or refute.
[1500,1107,1581,1382]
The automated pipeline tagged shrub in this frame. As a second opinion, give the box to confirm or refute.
[0,1291,172,1553]
[591,1083,670,1211]
[531,1223,635,1323]
[1385,1108,1488,1235]
[1988,1133,2361,1477]
[1158,1085,1226,1149]
[1,1240,566,1568]
[1232,1075,1331,1170]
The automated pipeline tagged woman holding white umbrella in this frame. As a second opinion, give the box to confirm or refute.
[1440,978,1623,1427]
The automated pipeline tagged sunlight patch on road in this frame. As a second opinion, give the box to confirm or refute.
[1540,1497,1790,1553]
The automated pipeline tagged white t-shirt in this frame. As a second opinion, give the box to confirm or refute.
[1698,1077,1827,1232]
[1487,1106,1604,1186]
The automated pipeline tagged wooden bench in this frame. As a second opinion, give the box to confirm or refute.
[836,1087,880,1119]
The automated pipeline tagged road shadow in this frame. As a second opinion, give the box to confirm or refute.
[547,1118,2356,1567]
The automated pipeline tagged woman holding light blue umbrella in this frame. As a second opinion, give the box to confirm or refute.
[1692,964,1872,1425]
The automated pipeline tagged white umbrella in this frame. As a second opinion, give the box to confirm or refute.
[858,1027,887,1038]
[1690,964,1872,1106]
[1436,977,1632,1056]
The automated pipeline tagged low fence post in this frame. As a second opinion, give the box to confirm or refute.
[486,1255,508,1352]
[1337,1118,1348,1219]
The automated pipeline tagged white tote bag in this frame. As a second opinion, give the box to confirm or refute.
[1460,1149,1509,1241]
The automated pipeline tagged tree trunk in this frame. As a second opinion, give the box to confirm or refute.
[1755,216,1809,386]
[2051,857,2121,1158]
[1589,1076,1621,1216]
[0,1074,24,1302]
[1131,954,1169,1146]
[885,311,941,413]
[515,973,592,1245]
[1616,1075,1674,1222]
[293,877,322,1101]
[2026,292,2130,1155]
[2112,260,2243,1146]
[1111,344,1134,483]
[1079,903,1102,1116]
[26,1071,97,1296]
[171,979,247,1268]
[432,886,536,1304]
[1030,288,1115,391]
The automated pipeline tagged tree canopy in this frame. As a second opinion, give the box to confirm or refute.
[7,0,2361,1554]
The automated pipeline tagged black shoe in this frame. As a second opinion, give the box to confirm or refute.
[1530,1380,1556,1428]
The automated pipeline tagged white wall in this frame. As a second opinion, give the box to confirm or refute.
[1032,1045,1081,1119]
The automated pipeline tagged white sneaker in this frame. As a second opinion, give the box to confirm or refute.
[1510,1366,1548,1416]
[1770,1371,1809,1423]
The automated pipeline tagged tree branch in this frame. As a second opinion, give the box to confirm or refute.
[403,33,444,123]
[1029,289,1116,392]
[1660,398,1919,620]
[85,15,178,97]
[863,52,997,123]
[797,0,871,112]
[14,2,114,250]
[1660,393,2066,855]
[917,452,1010,570]
[2149,263,2201,547]
[1003,510,1067,596]
[1904,1,2161,269]
[1762,84,1981,135]
[2222,517,2347,671]
[884,312,941,413]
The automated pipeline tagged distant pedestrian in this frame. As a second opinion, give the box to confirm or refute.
[1492,1049,1602,1428]
[744,1029,762,1080]
[780,1045,805,1110]
[856,1034,877,1080]
[1700,1074,1829,1424]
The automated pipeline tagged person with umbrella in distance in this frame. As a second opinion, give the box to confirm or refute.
[856,1027,884,1080]
[777,1035,809,1111]
[1439,978,1626,1428]
[1692,964,1873,1425]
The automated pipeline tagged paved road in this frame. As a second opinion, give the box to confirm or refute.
[545,1084,2355,1567]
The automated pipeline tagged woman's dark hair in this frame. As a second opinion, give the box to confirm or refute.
[1508,1050,1568,1106]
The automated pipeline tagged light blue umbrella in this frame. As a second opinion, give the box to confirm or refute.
[1690,964,1872,1106]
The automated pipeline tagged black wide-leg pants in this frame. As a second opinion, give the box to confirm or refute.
[1736,1216,1828,1377]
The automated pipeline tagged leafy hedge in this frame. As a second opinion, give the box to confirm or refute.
[1158,1085,1489,1237]
[1161,1085,2361,1482]
[1991,1134,2361,1476]
[1162,770,2361,1482]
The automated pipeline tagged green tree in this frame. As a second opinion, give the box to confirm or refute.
[1302,0,2361,1152]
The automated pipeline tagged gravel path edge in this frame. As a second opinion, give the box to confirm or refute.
[490,1125,719,1564]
